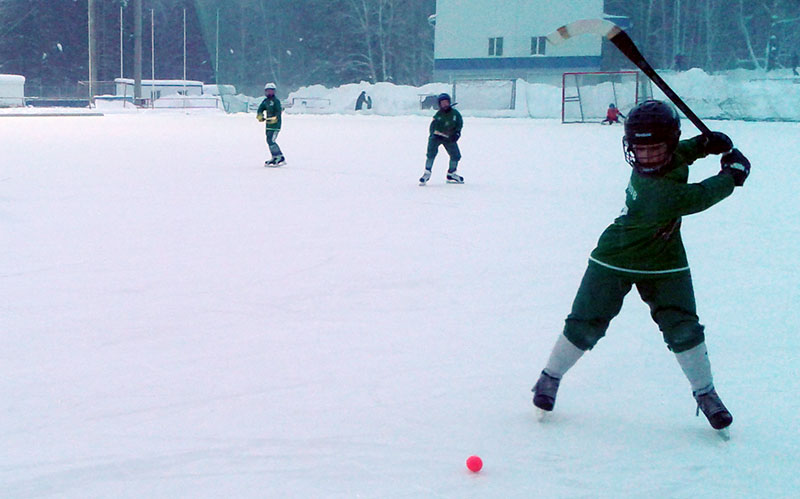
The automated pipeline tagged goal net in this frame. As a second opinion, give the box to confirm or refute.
[290,97,331,110]
[561,71,652,123]
[452,79,516,110]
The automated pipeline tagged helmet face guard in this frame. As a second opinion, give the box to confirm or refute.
[623,139,673,173]
[623,100,681,174]
[437,93,451,111]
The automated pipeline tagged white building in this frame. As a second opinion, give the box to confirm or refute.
[433,0,624,83]
[0,74,25,107]
[114,78,204,101]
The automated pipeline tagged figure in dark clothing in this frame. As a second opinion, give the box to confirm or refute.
[767,35,779,71]
[355,91,372,111]
[531,100,752,438]
[419,93,464,185]
[674,53,686,71]
[257,82,285,167]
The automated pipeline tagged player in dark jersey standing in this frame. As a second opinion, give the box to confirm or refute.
[257,82,284,167]
[532,100,751,435]
[419,93,464,185]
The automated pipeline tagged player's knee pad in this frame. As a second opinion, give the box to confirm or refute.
[664,322,705,353]
[564,318,609,351]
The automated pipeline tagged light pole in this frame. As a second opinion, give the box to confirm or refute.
[134,0,142,101]
[87,0,97,105]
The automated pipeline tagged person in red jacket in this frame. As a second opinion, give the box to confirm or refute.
[601,103,625,124]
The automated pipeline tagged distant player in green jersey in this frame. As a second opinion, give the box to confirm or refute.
[532,100,751,434]
[419,93,464,185]
[257,82,284,167]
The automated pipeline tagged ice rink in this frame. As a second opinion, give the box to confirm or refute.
[2,112,799,497]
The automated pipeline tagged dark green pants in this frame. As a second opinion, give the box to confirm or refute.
[266,129,282,157]
[563,263,705,353]
[426,136,461,162]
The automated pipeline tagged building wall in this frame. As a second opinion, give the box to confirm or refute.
[434,0,605,82]
[114,78,204,100]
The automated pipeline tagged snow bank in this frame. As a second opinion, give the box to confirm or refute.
[94,95,137,112]
[285,69,800,121]
[153,93,224,112]
[286,81,450,116]
[651,68,800,121]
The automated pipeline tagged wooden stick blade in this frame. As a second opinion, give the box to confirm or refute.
[546,19,621,45]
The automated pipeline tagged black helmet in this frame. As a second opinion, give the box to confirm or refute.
[623,100,681,173]
[437,93,452,109]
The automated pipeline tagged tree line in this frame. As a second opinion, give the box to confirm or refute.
[0,0,435,97]
[0,1,797,98]
[605,0,800,71]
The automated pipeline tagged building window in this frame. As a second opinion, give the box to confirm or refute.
[489,37,503,57]
[531,36,547,55]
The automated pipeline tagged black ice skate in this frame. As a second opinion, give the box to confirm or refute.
[273,155,286,166]
[446,171,464,184]
[532,370,561,416]
[694,387,733,432]
[265,157,278,167]
[419,169,432,186]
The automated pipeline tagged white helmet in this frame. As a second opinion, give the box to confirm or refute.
[264,82,277,90]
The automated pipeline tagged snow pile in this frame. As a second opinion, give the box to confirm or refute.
[94,95,137,112]
[153,93,224,112]
[285,69,800,121]
[202,84,236,96]
[286,81,450,116]
[651,68,800,121]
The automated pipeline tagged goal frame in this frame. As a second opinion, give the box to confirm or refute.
[561,70,647,124]
[452,78,517,111]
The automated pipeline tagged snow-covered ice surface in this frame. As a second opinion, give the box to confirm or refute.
[2,113,799,498]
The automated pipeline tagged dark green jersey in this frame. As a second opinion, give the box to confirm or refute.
[589,137,736,277]
[429,107,463,138]
[257,96,282,130]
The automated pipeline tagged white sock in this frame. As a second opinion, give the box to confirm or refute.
[675,342,714,395]
[543,334,585,379]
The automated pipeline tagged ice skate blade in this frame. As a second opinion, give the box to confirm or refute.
[716,427,731,441]
[535,408,552,422]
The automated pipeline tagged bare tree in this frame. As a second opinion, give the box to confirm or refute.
[739,0,764,69]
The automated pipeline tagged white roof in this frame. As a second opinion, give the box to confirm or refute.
[0,74,25,83]
[115,78,203,86]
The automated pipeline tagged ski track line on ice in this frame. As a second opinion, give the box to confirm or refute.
[0,261,89,279]
[271,255,337,282]
[9,387,292,430]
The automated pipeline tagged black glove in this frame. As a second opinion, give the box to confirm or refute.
[451,131,461,143]
[720,148,750,186]
[704,132,733,155]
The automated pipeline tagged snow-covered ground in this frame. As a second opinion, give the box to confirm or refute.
[2,112,799,497]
